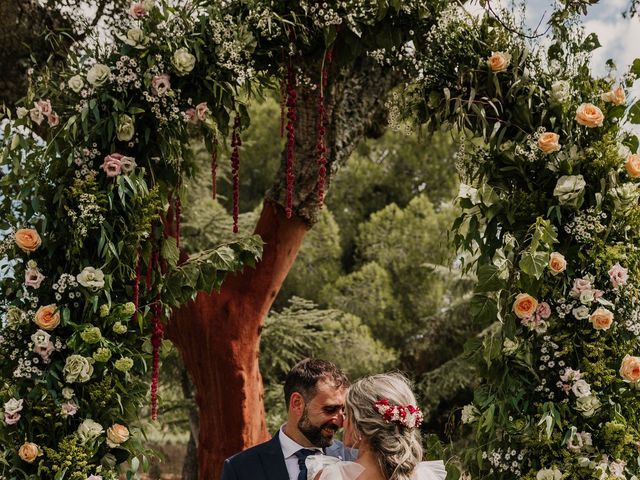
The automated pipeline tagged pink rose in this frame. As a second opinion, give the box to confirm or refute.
[35,100,52,116]
[536,302,551,320]
[195,102,208,121]
[102,153,123,177]
[34,341,55,363]
[24,268,45,288]
[61,401,79,417]
[5,413,20,425]
[184,108,198,124]
[129,2,146,18]
[47,112,60,127]
[570,278,592,298]
[608,263,628,289]
[151,74,171,96]
[29,108,44,125]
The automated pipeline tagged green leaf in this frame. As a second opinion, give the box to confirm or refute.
[475,264,506,293]
[631,58,640,79]
[470,294,498,324]
[581,32,601,52]
[519,251,549,279]
[161,236,180,268]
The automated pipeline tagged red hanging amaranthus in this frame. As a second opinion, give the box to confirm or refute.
[231,113,241,233]
[150,294,164,421]
[280,73,287,139]
[285,53,297,218]
[211,142,218,200]
[316,47,334,209]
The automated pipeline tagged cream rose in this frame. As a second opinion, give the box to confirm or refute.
[77,419,104,444]
[172,48,196,75]
[63,354,94,383]
[106,423,130,447]
[34,304,60,330]
[512,293,538,319]
[196,102,208,121]
[601,86,625,106]
[116,114,135,142]
[124,28,149,49]
[548,252,566,275]
[620,354,640,383]
[625,154,640,178]
[575,103,604,128]
[589,307,613,330]
[15,228,42,252]
[553,175,586,208]
[550,80,571,102]
[575,395,601,417]
[18,442,39,463]
[537,132,561,154]
[487,51,511,73]
[68,75,84,93]
[120,156,137,174]
[29,108,44,125]
[87,63,111,87]
[77,266,105,290]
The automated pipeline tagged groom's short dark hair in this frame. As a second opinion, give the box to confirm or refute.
[284,358,349,405]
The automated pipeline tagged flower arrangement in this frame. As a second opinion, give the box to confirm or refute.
[0,1,264,478]
[406,6,640,479]
[373,399,423,429]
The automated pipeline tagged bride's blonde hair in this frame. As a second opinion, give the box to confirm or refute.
[346,372,423,480]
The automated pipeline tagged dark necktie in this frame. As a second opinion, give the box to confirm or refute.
[294,448,317,480]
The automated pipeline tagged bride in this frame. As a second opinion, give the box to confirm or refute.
[307,372,447,480]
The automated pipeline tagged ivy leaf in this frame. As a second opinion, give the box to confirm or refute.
[161,237,180,268]
[581,32,601,52]
[631,58,640,79]
[519,251,549,279]
[475,264,506,293]
[470,294,498,324]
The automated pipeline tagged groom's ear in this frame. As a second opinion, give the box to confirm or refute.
[289,392,305,416]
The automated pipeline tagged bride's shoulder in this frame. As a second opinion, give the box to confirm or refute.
[306,456,364,480]
[412,460,447,480]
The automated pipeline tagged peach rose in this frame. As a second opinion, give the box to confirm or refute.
[625,154,640,178]
[47,112,60,127]
[34,304,60,330]
[512,293,538,319]
[620,354,640,383]
[15,228,42,252]
[537,132,561,154]
[129,2,146,17]
[106,423,130,447]
[590,307,613,330]
[18,442,39,463]
[487,52,511,73]
[196,102,208,121]
[601,86,625,106]
[548,252,567,275]
[575,103,604,128]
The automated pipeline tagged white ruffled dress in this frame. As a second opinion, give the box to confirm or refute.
[306,455,447,480]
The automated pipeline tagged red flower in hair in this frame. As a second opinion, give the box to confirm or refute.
[373,399,423,429]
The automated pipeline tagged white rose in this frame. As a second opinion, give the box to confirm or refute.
[536,468,562,480]
[120,156,137,173]
[502,338,519,355]
[116,114,135,142]
[124,28,149,49]
[87,63,111,87]
[76,267,105,290]
[553,175,586,208]
[579,289,595,305]
[572,306,590,320]
[550,80,571,102]
[63,354,94,383]
[76,419,104,444]
[3,398,24,415]
[30,329,51,348]
[16,107,29,119]
[62,387,74,400]
[610,183,640,212]
[575,395,601,417]
[571,379,591,398]
[68,75,85,93]
[461,404,480,424]
[172,48,196,75]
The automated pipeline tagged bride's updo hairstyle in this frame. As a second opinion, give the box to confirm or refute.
[346,372,423,480]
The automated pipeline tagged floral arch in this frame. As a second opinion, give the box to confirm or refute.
[1,1,640,479]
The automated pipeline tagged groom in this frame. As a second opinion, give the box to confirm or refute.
[221,358,355,480]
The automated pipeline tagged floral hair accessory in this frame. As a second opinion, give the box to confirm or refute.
[373,399,423,429]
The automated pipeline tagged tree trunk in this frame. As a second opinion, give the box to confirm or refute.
[168,55,401,480]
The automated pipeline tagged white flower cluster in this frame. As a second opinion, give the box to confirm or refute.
[67,191,104,244]
[564,208,607,243]
[113,55,142,93]
[208,16,256,85]
[53,273,80,304]
[482,447,524,476]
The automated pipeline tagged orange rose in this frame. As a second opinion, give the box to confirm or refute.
[487,52,511,73]
[601,86,625,106]
[512,293,538,319]
[620,354,640,383]
[575,103,604,128]
[18,442,39,463]
[537,132,561,154]
[34,304,60,330]
[590,307,613,330]
[625,154,640,178]
[548,252,567,275]
[14,229,42,252]
[106,423,130,447]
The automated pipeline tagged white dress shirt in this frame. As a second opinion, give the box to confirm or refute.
[279,424,323,480]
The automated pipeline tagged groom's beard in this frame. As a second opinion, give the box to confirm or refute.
[298,408,339,448]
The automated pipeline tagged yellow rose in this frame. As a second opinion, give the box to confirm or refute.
[548,252,567,275]
[620,355,640,383]
[512,293,538,319]
[625,154,640,178]
[18,442,39,463]
[537,132,561,154]
[15,228,42,252]
[575,103,604,128]
[106,423,130,447]
[601,86,625,106]
[487,52,511,73]
[590,307,613,330]
[34,304,60,330]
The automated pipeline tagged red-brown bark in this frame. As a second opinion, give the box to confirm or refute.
[167,201,309,480]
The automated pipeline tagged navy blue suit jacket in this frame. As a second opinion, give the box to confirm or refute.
[220,432,356,480]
